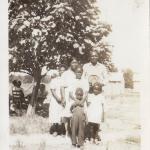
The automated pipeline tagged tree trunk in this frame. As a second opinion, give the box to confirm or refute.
[26,69,42,116]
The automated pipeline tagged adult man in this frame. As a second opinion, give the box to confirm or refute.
[83,50,108,142]
[83,50,108,92]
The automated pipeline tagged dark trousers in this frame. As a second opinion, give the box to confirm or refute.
[85,122,99,140]
[71,112,86,146]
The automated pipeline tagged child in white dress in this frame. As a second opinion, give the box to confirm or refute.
[86,82,105,144]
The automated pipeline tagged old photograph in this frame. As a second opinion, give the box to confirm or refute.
[7,0,148,149]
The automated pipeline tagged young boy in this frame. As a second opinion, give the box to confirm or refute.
[70,88,87,148]
[85,82,105,144]
[12,80,24,116]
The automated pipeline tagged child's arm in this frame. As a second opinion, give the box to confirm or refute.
[70,100,81,112]
[60,86,66,107]
[69,91,76,101]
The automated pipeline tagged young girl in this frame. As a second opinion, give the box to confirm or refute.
[86,82,105,144]
[70,88,87,149]
[49,65,66,136]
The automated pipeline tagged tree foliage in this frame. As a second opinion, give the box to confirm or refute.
[9,0,113,113]
[9,0,112,77]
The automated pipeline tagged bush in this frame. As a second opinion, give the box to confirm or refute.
[123,69,134,89]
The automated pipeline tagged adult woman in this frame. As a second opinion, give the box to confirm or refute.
[61,58,79,138]
[49,65,66,136]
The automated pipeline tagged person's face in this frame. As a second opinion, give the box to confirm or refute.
[93,85,101,95]
[59,66,65,76]
[70,59,78,71]
[90,51,99,65]
[75,67,83,79]
[75,90,83,100]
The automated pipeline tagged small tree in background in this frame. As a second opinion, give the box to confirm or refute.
[123,68,134,89]
[9,0,112,115]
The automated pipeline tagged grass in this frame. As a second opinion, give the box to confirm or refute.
[9,90,140,150]
[10,115,50,135]
[11,140,26,150]
[125,136,141,144]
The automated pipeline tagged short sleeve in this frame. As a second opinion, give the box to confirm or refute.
[61,72,68,88]
[49,78,57,90]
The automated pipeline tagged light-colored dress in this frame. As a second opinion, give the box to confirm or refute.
[87,93,104,124]
[61,69,76,117]
[49,76,63,124]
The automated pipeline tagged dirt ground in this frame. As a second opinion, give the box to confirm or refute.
[9,89,140,150]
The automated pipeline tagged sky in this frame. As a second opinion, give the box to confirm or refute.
[97,0,148,72]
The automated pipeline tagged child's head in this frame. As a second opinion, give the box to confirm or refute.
[75,65,83,79]
[70,57,79,72]
[75,88,83,100]
[58,64,66,76]
[93,82,103,95]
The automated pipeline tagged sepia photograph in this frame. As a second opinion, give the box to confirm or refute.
[0,0,148,149]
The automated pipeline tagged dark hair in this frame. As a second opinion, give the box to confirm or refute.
[17,81,22,87]
[75,88,84,96]
[70,57,78,64]
[12,80,18,86]
[75,64,83,72]
[58,64,67,70]
[93,82,103,92]
[89,50,99,56]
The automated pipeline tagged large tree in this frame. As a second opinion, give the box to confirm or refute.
[9,0,112,115]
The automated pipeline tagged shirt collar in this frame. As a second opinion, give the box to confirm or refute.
[89,62,100,66]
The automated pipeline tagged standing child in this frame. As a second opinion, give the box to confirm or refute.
[86,82,105,144]
[12,80,24,116]
[70,88,87,149]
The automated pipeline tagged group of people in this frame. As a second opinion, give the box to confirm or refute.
[10,50,108,148]
[47,50,108,148]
